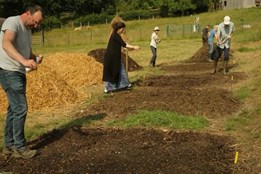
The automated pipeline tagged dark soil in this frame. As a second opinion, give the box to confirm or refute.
[0,47,247,174]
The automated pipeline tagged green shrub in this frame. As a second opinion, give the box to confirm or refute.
[74,13,113,26]
[43,16,61,30]
[120,10,155,21]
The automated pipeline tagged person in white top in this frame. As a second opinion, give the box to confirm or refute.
[149,26,160,67]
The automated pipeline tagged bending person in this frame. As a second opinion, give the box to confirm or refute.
[213,16,235,75]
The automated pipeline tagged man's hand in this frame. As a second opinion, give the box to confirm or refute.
[24,59,37,70]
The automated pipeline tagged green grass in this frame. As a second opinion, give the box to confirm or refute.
[237,46,261,52]
[225,110,250,131]
[225,106,261,140]
[234,71,261,101]
[106,110,208,130]
[234,86,251,100]
[32,7,261,52]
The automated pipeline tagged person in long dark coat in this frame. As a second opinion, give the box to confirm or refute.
[102,22,140,93]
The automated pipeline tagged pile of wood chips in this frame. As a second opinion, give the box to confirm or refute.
[0,53,103,114]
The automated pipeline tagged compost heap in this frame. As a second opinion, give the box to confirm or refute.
[0,53,103,113]
[0,51,142,114]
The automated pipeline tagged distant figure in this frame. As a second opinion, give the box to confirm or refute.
[149,26,160,67]
[0,5,44,159]
[102,22,140,93]
[201,25,210,46]
[207,25,218,62]
[213,16,235,75]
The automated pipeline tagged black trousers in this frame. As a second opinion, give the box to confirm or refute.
[213,46,230,61]
[150,46,157,66]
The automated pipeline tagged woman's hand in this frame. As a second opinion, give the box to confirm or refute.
[133,46,140,50]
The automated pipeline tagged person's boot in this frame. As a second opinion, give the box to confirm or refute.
[213,60,218,74]
[223,60,228,75]
[2,145,15,155]
[207,54,213,62]
[13,146,38,159]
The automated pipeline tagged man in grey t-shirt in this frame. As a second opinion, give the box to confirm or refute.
[0,5,44,159]
[213,16,235,75]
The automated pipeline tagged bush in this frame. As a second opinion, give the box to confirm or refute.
[119,10,156,21]
[74,13,113,26]
[43,16,61,30]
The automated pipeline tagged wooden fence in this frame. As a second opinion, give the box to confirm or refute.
[32,24,201,47]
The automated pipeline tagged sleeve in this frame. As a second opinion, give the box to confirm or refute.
[115,33,127,47]
[231,23,235,33]
[217,24,221,36]
[153,33,158,41]
[1,17,17,33]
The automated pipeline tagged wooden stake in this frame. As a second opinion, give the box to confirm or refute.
[125,49,129,76]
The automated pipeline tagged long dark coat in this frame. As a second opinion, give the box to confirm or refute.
[102,32,126,83]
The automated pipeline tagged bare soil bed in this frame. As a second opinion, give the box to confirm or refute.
[0,47,248,174]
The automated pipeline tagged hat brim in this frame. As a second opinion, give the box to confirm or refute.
[224,21,230,25]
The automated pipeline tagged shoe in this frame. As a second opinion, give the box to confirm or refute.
[2,145,15,155]
[103,89,109,93]
[124,84,132,90]
[13,146,38,159]
[104,89,112,94]
[207,58,213,62]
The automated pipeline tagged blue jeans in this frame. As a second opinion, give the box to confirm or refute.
[105,63,130,91]
[0,69,27,149]
[208,41,214,55]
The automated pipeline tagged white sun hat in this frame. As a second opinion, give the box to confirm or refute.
[224,16,230,25]
[154,26,160,31]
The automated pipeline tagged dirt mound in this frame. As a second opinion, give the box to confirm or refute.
[187,44,235,63]
[88,48,142,71]
[85,75,241,119]
[187,45,210,63]
[0,53,103,113]
[0,127,234,174]
[81,62,245,119]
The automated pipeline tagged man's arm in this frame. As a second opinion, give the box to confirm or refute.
[2,29,36,69]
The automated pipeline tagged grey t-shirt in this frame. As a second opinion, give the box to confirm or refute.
[217,22,235,49]
[0,16,32,74]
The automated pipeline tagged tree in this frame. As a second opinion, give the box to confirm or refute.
[191,0,209,13]
[169,0,195,16]
[209,0,222,11]
[0,0,23,18]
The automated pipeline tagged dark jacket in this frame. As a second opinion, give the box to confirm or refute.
[102,32,126,83]
[202,27,209,39]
